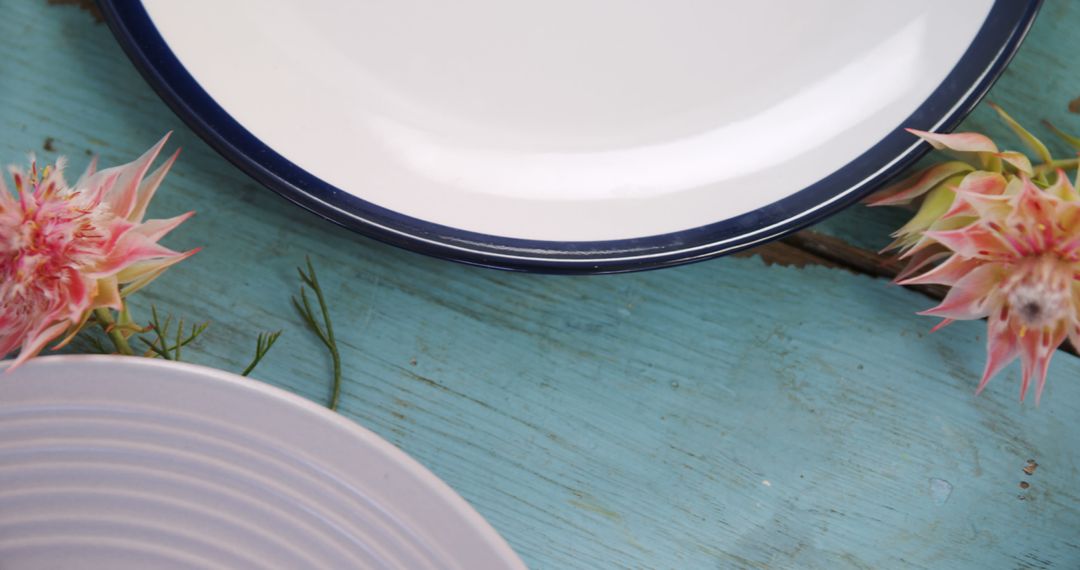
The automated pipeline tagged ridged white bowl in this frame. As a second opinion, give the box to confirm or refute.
[0,356,525,570]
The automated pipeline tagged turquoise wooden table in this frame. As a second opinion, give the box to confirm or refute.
[4,2,1080,568]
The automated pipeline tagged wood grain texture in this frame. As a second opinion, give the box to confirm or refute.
[2,2,1079,568]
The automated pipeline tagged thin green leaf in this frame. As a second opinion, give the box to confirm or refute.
[149,306,172,360]
[139,337,171,359]
[989,102,1053,164]
[294,287,329,345]
[1033,157,1080,178]
[137,307,208,361]
[241,330,283,377]
[290,296,308,325]
[1042,120,1080,151]
[175,317,184,361]
[293,257,343,410]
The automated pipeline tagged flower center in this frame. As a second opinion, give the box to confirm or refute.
[1,191,100,312]
[1004,255,1073,330]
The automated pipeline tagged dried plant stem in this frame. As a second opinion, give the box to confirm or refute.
[241,331,283,377]
[292,257,342,410]
[1033,158,1079,177]
[136,305,208,361]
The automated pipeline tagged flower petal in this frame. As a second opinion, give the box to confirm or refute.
[994,151,1034,176]
[51,309,94,350]
[907,129,998,153]
[959,170,1008,196]
[1035,326,1066,405]
[898,214,978,258]
[976,310,1019,395]
[9,321,70,369]
[865,162,973,207]
[57,266,92,324]
[89,134,170,219]
[1008,178,1062,246]
[898,254,981,286]
[116,248,200,297]
[889,184,959,244]
[1062,216,1080,259]
[128,147,180,223]
[942,171,1008,219]
[918,262,1005,320]
[0,323,26,358]
[90,275,122,311]
[100,216,137,253]
[1017,324,1064,404]
[1068,324,1080,363]
[926,225,1013,259]
[88,231,181,278]
[894,246,950,282]
[0,170,12,208]
[131,211,194,243]
[1044,169,1080,202]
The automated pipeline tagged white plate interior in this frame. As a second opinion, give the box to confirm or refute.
[144,0,992,241]
[0,356,525,570]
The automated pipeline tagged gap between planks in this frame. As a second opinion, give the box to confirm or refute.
[734,230,946,297]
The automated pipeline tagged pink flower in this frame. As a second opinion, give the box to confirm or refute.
[902,174,1080,404]
[867,107,1080,404]
[0,134,197,366]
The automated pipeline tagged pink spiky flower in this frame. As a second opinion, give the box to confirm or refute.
[0,134,197,367]
[867,106,1080,404]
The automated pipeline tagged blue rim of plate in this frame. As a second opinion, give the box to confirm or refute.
[99,0,1041,274]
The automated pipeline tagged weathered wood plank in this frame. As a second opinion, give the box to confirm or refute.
[2,2,1078,569]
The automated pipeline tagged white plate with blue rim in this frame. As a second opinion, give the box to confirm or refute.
[0,356,526,569]
[100,0,1039,272]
